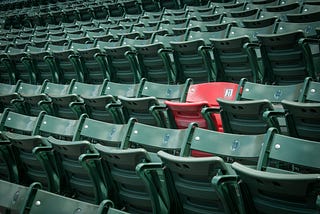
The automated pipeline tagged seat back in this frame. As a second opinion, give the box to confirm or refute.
[73,115,130,147]
[95,145,167,213]
[257,128,320,173]
[0,180,40,214]
[25,188,122,214]
[70,42,108,84]
[170,39,214,83]
[103,81,141,98]
[0,81,21,112]
[138,78,192,103]
[121,119,191,154]
[186,24,229,45]
[210,36,261,83]
[217,98,279,134]
[183,126,265,161]
[70,81,105,98]
[33,112,82,140]
[135,43,176,84]
[227,23,275,43]
[187,82,238,107]
[281,100,320,142]
[257,31,316,85]
[116,95,161,126]
[232,162,320,214]
[104,45,141,84]
[158,150,230,214]
[237,78,304,104]
[0,108,38,135]
[165,82,239,130]
[47,136,106,204]
[299,77,320,102]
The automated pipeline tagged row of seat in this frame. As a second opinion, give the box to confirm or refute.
[0,180,128,214]
[1,76,319,142]
[2,8,320,43]
[0,107,319,213]
[1,0,204,29]
[0,27,318,85]
[2,0,320,29]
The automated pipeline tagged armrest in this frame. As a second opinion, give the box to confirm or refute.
[32,145,53,155]
[299,37,320,45]
[198,45,212,52]
[69,100,86,118]
[262,109,285,120]
[79,152,109,200]
[38,99,54,115]
[150,104,168,128]
[158,48,173,55]
[201,106,221,131]
[243,42,260,49]
[105,102,125,124]
[149,104,167,113]
[93,52,106,58]
[136,162,169,213]
[97,199,114,213]
[198,45,216,81]
[124,50,137,56]
[136,162,163,173]
[212,174,246,214]
[11,98,25,114]
[79,153,100,162]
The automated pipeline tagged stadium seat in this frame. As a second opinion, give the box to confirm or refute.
[84,118,189,213]
[120,118,191,153]
[11,80,50,116]
[104,43,141,84]
[209,36,262,83]
[181,125,266,159]
[69,42,109,84]
[134,42,177,84]
[257,31,316,85]
[2,45,37,84]
[0,180,41,214]
[24,188,126,214]
[73,114,130,147]
[299,77,320,102]
[236,78,304,103]
[211,98,280,134]
[0,80,21,112]
[108,78,191,126]
[45,136,107,204]
[145,150,236,213]
[213,127,320,213]
[82,80,140,123]
[169,39,215,83]
[279,100,320,141]
[0,108,40,182]
[42,80,107,119]
[45,42,83,84]
[156,82,239,131]
[3,111,84,191]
